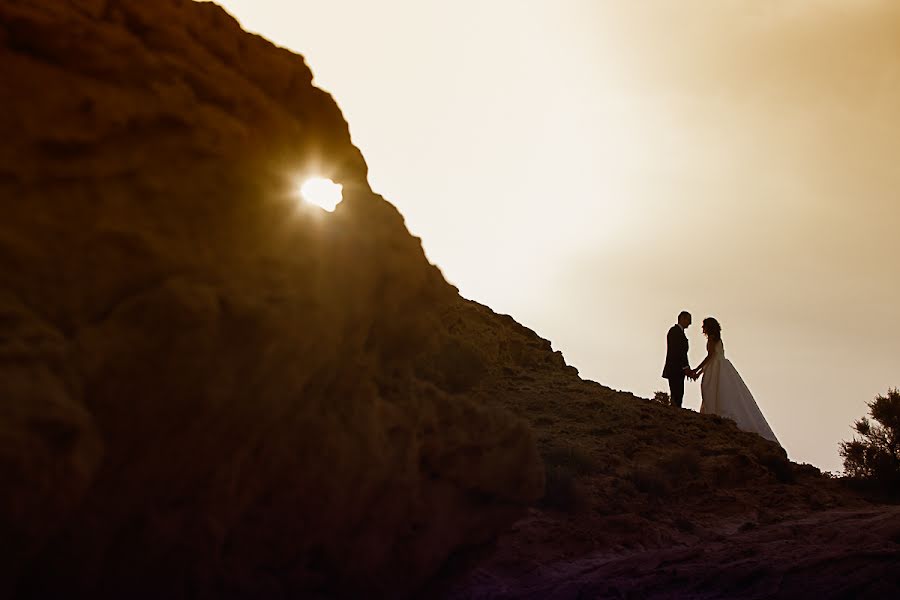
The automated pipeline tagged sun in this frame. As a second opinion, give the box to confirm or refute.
[299,177,343,212]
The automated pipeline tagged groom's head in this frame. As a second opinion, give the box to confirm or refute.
[678,311,692,329]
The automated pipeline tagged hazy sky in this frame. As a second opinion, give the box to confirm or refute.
[212,0,900,473]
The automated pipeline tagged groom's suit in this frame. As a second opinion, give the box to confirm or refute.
[662,324,689,408]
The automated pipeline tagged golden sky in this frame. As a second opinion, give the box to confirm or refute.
[212,0,900,472]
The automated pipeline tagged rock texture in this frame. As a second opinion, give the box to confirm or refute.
[440,506,900,599]
[3,1,899,599]
[0,1,542,597]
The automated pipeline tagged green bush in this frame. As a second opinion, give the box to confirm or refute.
[840,388,900,489]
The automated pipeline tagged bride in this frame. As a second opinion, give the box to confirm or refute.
[691,317,779,444]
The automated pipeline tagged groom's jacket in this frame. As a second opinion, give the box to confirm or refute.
[662,324,689,378]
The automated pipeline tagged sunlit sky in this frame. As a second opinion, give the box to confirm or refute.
[212,0,900,473]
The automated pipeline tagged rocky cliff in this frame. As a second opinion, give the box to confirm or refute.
[0,1,542,597]
[2,2,898,599]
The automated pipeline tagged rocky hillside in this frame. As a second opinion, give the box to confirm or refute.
[424,300,900,597]
[1,1,898,599]
[0,1,542,597]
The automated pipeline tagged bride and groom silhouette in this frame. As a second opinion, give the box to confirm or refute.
[663,311,779,444]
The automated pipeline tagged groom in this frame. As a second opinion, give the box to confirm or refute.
[662,311,695,408]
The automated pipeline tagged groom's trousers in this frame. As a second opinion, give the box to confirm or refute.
[667,376,684,408]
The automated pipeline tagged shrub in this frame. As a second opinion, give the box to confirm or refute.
[652,391,671,407]
[840,388,900,489]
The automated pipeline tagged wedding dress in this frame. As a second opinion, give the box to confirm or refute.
[700,340,779,444]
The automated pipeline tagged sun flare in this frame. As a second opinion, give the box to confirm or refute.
[299,177,343,212]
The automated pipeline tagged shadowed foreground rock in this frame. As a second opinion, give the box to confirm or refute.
[438,503,900,599]
[0,1,542,597]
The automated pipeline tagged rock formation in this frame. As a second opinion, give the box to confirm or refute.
[0,1,542,597]
[2,1,899,599]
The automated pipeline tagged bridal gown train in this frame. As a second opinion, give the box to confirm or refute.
[700,340,779,444]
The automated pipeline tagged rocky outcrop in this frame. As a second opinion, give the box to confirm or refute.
[0,1,542,597]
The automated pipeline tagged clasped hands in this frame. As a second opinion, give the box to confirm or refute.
[683,367,700,381]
